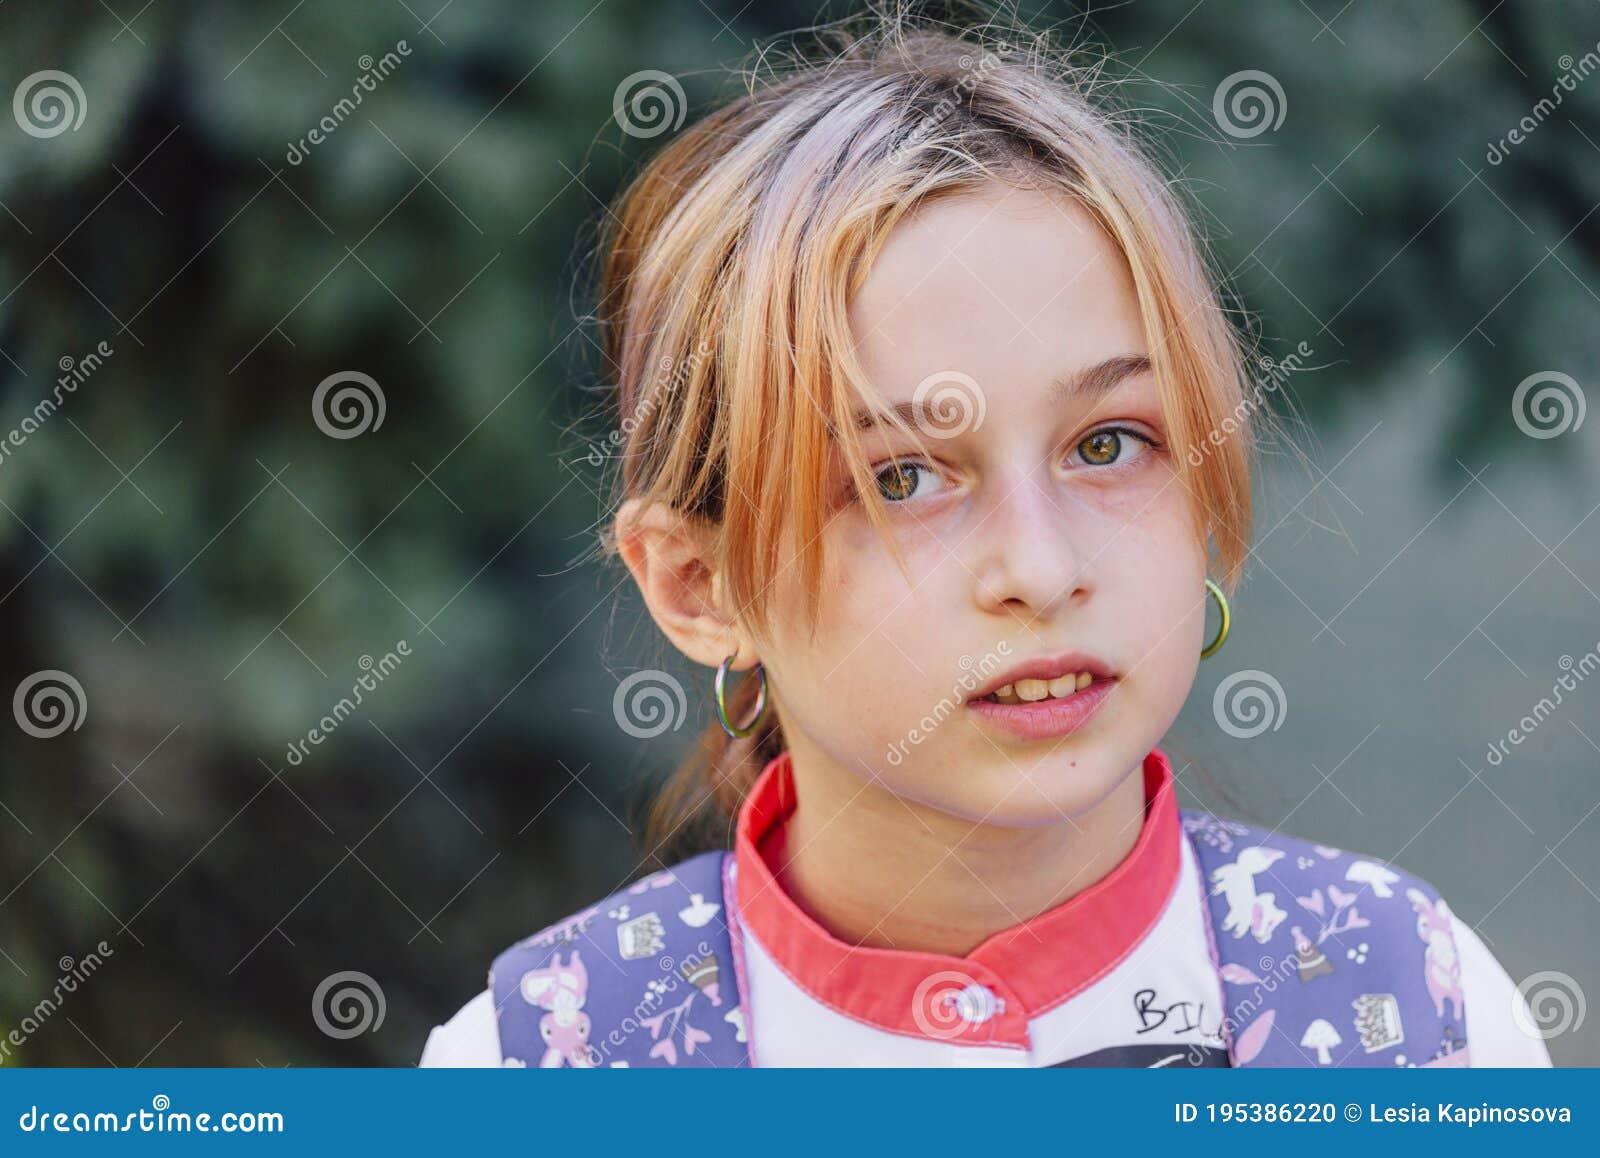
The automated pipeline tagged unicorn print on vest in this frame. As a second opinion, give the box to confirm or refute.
[1289,925,1334,982]
[1209,845,1288,943]
[490,816,1473,1068]
[518,951,593,1068]
[1406,887,1464,1020]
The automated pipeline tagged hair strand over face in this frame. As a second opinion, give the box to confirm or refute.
[595,8,1262,861]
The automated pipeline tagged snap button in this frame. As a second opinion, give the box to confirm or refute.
[913,972,1009,1039]
[947,981,1005,1026]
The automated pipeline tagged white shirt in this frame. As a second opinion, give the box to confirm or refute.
[420,749,1551,1068]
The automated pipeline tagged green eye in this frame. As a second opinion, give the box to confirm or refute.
[1073,426,1153,469]
[873,460,939,502]
[1079,429,1122,466]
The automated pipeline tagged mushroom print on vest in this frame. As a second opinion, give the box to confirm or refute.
[1185,813,1470,1068]
[489,799,1471,1068]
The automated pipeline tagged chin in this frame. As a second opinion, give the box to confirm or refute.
[1001,759,1131,825]
[918,751,1133,829]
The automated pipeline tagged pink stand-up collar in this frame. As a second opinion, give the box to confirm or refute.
[732,747,1182,1047]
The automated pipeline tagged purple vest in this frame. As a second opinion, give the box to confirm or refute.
[488,809,1470,1068]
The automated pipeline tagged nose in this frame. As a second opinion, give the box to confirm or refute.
[967,468,1092,622]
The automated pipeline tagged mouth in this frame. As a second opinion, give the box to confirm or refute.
[975,670,1104,705]
[967,652,1116,705]
[964,653,1117,741]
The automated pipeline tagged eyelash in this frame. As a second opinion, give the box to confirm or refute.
[866,425,1160,504]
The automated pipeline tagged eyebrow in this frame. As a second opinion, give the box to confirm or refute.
[852,353,1153,431]
[1052,353,1153,402]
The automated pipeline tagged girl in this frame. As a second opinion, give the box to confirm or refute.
[421,8,1550,1068]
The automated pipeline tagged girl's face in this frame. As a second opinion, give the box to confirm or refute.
[758,179,1209,826]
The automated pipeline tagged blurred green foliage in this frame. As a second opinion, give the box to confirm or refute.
[0,0,1595,1064]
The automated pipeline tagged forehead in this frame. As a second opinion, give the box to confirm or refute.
[847,181,1147,406]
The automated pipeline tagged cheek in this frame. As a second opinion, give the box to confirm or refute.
[824,504,956,623]
[1108,500,1209,689]
[772,523,961,746]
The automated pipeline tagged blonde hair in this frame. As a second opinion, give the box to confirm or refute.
[593,3,1262,860]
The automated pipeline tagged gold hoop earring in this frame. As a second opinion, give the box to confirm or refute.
[1201,578,1230,659]
[714,654,768,738]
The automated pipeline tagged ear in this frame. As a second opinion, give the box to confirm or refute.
[614,497,757,671]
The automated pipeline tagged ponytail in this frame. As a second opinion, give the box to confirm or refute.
[641,671,784,864]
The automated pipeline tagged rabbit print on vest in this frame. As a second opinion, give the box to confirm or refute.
[1208,845,1289,943]
[1406,888,1465,1022]
[517,950,593,1068]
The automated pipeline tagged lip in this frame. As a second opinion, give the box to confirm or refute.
[967,678,1115,741]
[967,651,1115,702]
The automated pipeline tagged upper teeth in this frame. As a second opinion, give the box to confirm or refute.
[989,673,1094,704]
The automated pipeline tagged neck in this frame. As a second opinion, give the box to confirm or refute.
[759,747,1149,958]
